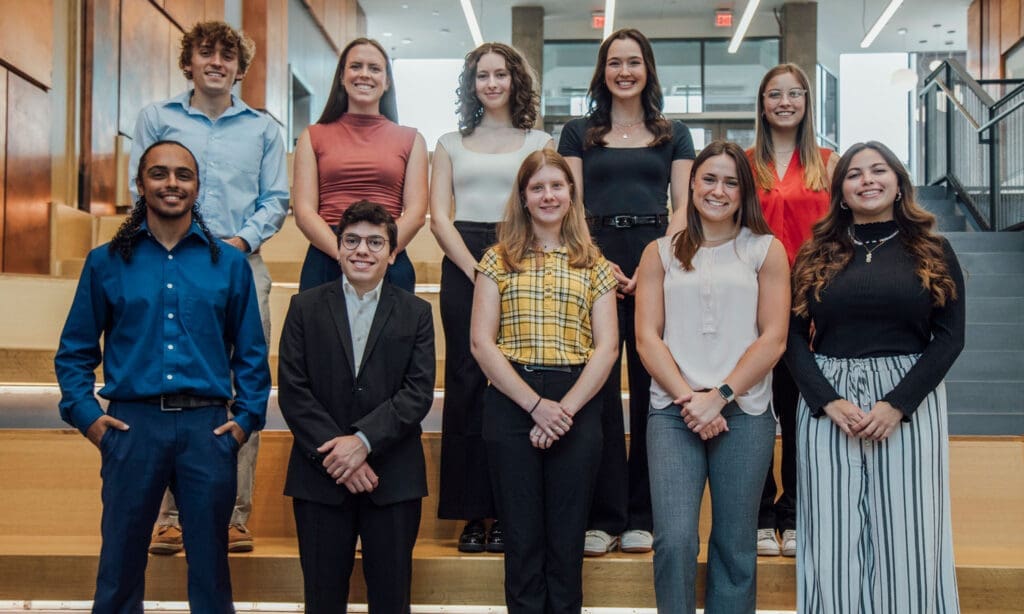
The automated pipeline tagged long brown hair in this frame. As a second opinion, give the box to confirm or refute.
[673,141,773,270]
[456,42,539,135]
[583,29,671,149]
[792,141,958,316]
[317,38,399,124]
[751,63,828,192]
[496,150,601,272]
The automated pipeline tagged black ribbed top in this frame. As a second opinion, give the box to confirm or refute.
[785,221,966,418]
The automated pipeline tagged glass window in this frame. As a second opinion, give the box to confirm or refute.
[816,64,839,148]
[703,39,780,112]
[651,41,702,113]
[543,41,600,118]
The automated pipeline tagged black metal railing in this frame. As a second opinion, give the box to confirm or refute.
[919,60,1024,230]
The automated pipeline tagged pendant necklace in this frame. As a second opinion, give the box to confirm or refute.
[612,118,643,139]
[848,227,899,264]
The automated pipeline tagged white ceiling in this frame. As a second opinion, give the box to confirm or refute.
[361,0,972,63]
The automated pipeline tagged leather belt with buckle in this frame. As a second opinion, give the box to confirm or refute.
[516,363,582,374]
[139,394,228,412]
[591,214,669,229]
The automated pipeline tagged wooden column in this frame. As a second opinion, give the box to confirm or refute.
[242,0,289,123]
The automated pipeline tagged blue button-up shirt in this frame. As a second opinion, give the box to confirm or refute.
[55,222,271,436]
[128,90,290,251]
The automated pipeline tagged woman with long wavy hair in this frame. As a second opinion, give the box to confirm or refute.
[471,149,618,613]
[430,42,552,554]
[747,63,838,558]
[558,28,695,556]
[787,141,964,613]
[292,38,428,292]
[636,141,790,613]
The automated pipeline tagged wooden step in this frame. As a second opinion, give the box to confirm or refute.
[0,430,1020,610]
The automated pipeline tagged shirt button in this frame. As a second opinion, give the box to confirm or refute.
[166,374,173,380]
[168,254,174,260]
[168,344,174,350]
[167,283,174,289]
[168,313,175,319]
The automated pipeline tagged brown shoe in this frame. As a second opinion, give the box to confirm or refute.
[228,524,254,553]
[149,525,183,555]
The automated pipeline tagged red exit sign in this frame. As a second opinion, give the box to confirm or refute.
[715,10,733,27]
[592,13,605,29]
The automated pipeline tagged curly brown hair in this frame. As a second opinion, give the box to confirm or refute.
[179,21,256,81]
[584,29,671,149]
[456,42,539,136]
[792,141,958,317]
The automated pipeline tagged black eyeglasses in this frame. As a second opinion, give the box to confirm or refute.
[340,233,388,253]
[764,88,807,101]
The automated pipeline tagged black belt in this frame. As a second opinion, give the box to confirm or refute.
[590,214,669,229]
[514,363,583,374]
[138,394,228,411]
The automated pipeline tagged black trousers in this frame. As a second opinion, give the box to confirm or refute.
[293,496,421,614]
[484,366,602,614]
[757,361,799,532]
[587,224,662,534]
[438,221,498,520]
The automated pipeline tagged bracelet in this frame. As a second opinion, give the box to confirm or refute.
[528,396,542,414]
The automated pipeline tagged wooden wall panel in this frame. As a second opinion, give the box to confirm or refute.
[0,0,54,89]
[1001,0,1022,55]
[162,0,206,29]
[119,0,172,137]
[242,0,289,123]
[968,1,982,77]
[4,75,52,274]
[0,69,6,270]
[204,0,224,21]
[987,0,1003,78]
[82,0,121,213]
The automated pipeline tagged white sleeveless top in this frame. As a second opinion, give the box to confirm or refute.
[649,227,775,416]
[436,129,551,223]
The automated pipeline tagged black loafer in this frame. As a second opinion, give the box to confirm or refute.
[486,521,505,553]
[458,520,486,553]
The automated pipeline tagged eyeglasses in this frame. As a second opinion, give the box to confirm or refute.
[340,233,388,253]
[764,88,807,101]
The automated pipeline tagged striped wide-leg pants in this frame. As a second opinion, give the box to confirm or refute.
[796,354,960,614]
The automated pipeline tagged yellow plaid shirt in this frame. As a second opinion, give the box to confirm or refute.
[477,247,617,366]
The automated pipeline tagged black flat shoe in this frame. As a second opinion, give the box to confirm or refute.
[485,521,505,553]
[458,520,486,553]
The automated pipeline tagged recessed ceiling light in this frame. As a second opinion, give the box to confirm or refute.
[945,40,954,46]
[947,29,956,34]
[919,39,928,44]
[382,32,393,37]
[432,10,440,17]
[932,23,941,28]
[440,27,451,34]
[401,4,409,9]
[897,27,908,35]
[401,38,412,44]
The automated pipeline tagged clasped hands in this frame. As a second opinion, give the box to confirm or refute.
[318,435,379,494]
[676,391,729,441]
[528,398,574,450]
[823,399,902,441]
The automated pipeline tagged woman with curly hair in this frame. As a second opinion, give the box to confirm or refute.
[558,27,695,557]
[747,63,837,558]
[293,38,428,292]
[471,149,618,612]
[787,141,964,613]
[430,42,552,553]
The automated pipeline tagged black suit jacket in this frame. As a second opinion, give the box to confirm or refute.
[278,279,435,506]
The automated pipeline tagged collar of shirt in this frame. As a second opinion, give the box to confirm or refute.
[341,275,384,304]
[134,219,211,246]
[163,89,258,122]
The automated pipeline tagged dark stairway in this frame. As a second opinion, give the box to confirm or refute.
[917,185,1024,435]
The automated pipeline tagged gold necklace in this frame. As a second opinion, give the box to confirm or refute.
[612,118,644,139]
[848,227,899,263]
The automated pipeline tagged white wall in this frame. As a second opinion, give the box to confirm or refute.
[393,59,463,149]
[839,52,912,161]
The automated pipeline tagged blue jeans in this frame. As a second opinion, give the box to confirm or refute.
[647,402,775,614]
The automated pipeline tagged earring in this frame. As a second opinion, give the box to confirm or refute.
[840,201,849,210]
[895,191,903,203]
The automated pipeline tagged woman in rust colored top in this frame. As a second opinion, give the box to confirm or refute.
[746,63,837,558]
[293,38,428,292]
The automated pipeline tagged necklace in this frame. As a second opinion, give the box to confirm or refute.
[612,118,644,139]
[848,227,899,263]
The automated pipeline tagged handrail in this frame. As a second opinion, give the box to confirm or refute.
[932,78,982,130]
[991,81,1024,111]
[923,58,997,106]
[977,97,1024,134]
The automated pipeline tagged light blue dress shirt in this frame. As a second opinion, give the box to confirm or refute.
[128,90,290,251]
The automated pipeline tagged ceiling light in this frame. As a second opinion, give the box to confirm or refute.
[728,0,761,53]
[382,32,393,37]
[401,38,412,45]
[602,0,617,40]
[861,0,905,48]
[897,27,907,35]
[459,0,484,47]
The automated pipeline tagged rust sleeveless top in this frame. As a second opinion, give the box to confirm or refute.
[746,147,832,265]
[308,113,417,224]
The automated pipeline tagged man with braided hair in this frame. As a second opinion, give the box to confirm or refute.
[56,140,270,613]
[128,19,289,554]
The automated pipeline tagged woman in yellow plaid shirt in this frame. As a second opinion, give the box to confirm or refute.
[471,149,619,613]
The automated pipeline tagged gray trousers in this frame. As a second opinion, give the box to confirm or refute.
[157,253,272,527]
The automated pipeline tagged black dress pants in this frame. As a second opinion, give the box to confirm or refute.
[484,365,602,614]
[757,361,799,532]
[438,221,498,520]
[293,496,421,614]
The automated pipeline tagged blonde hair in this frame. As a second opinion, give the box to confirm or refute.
[496,150,601,272]
[751,63,828,192]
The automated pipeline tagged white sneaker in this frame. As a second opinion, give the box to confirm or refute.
[620,529,654,553]
[757,528,781,556]
[781,529,796,557]
[583,529,618,557]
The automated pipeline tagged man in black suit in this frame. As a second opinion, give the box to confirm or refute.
[278,200,435,614]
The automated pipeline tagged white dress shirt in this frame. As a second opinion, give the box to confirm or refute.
[342,275,384,452]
